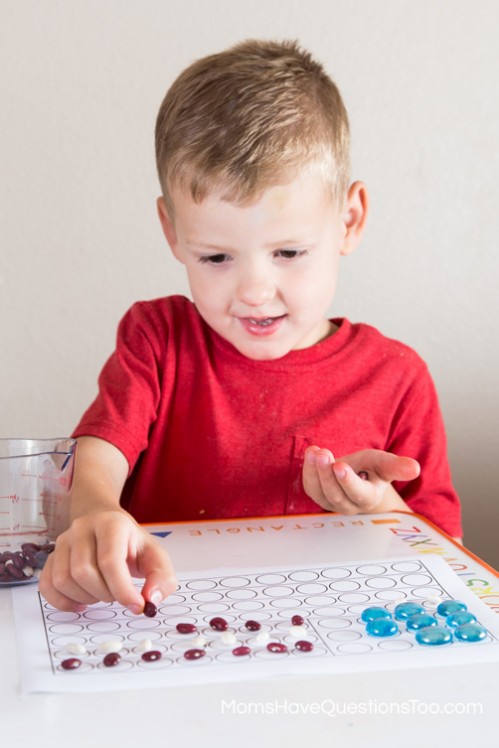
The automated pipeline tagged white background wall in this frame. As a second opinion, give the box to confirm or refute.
[1,0,498,566]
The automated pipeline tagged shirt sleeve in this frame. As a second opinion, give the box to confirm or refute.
[72,302,165,472]
[387,361,462,538]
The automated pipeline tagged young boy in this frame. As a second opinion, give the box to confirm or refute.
[39,39,462,614]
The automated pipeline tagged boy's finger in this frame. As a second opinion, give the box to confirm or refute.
[95,527,146,613]
[302,447,333,510]
[65,535,119,604]
[38,584,89,613]
[138,544,178,605]
[43,536,108,606]
[367,453,420,483]
[38,557,91,612]
[302,446,324,494]
[313,450,361,514]
[332,461,382,510]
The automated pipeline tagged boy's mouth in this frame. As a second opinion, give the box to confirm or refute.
[239,314,287,336]
[247,317,276,326]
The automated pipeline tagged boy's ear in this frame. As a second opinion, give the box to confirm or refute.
[340,181,368,256]
[157,197,183,262]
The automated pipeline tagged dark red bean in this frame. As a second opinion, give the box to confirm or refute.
[295,640,314,652]
[5,562,25,580]
[103,652,121,667]
[184,648,205,661]
[358,471,368,481]
[141,650,162,662]
[232,646,251,657]
[291,614,304,626]
[245,620,261,631]
[21,542,40,553]
[22,549,38,567]
[40,542,56,553]
[209,616,228,631]
[267,642,288,654]
[61,658,82,670]
[176,623,197,634]
[143,601,157,618]
[11,552,25,571]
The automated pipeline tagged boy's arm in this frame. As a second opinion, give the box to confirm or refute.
[38,436,177,612]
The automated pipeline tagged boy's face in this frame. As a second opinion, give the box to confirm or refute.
[158,170,367,361]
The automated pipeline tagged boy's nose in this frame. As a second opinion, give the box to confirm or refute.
[236,274,276,306]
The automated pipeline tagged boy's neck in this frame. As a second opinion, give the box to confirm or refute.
[320,319,338,343]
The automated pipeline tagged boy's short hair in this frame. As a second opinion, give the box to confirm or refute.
[155,39,350,214]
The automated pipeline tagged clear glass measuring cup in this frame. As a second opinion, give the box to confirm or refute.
[0,437,76,586]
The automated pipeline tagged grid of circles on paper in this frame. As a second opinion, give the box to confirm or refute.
[40,558,495,674]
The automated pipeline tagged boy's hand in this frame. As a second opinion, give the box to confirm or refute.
[38,509,177,613]
[303,446,420,515]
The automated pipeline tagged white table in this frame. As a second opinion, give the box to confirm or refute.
[2,514,497,746]
[1,590,496,747]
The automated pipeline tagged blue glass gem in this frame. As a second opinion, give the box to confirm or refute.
[406,613,438,631]
[454,623,487,642]
[415,626,453,646]
[361,606,392,623]
[436,600,467,617]
[446,611,477,628]
[394,602,425,621]
[366,618,399,637]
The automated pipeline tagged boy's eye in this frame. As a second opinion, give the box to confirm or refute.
[275,249,306,259]
[198,253,230,264]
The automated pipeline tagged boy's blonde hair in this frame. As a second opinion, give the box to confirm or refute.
[155,39,350,214]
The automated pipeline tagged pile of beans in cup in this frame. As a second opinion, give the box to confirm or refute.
[0,541,55,584]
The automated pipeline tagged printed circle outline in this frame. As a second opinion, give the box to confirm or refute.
[337,592,370,604]
[329,580,361,592]
[255,574,287,585]
[288,570,320,582]
[355,564,387,576]
[185,579,218,591]
[218,576,252,588]
[321,567,352,580]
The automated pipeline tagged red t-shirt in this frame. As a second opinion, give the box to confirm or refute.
[73,295,462,537]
